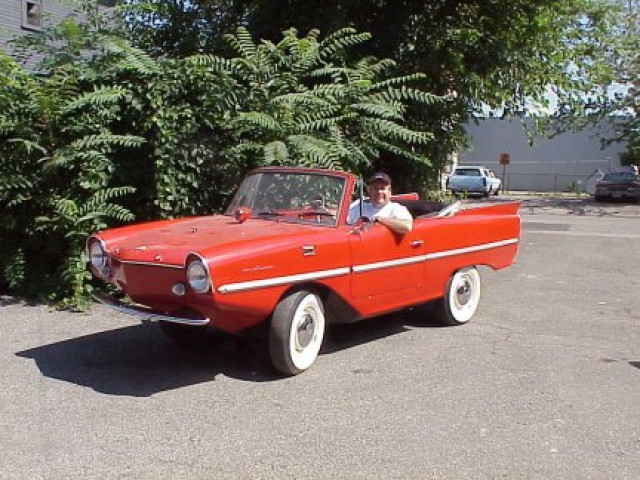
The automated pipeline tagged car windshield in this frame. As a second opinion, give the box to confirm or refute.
[225,171,346,226]
[454,168,481,176]
[602,172,636,182]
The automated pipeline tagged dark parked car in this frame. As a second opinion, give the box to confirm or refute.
[594,172,640,202]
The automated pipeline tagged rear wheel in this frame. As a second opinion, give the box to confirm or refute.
[269,289,326,375]
[433,267,481,326]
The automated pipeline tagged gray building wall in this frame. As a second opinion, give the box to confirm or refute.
[0,1,82,55]
[458,118,628,192]
[0,1,114,67]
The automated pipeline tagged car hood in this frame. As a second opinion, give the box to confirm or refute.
[94,215,327,266]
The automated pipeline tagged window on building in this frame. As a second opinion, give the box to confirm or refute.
[22,0,44,31]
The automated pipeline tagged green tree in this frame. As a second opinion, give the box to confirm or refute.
[194,27,439,174]
[120,0,624,183]
[0,50,143,307]
[121,0,246,57]
[562,1,638,165]
[1,7,438,306]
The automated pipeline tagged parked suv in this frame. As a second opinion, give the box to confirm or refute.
[446,166,501,197]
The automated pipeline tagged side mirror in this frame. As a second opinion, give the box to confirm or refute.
[234,206,251,223]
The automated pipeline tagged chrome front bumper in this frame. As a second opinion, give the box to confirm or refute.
[92,292,210,326]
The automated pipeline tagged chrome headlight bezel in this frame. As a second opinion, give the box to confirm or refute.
[88,239,110,277]
[186,257,211,294]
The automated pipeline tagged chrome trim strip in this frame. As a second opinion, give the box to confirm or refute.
[118,260,184,269]
[352,237,519,273]
[216,238,518,293]
[424,238,519,260]
[92,292,210,326]
[352,254,427,273]
[217,267,350,294]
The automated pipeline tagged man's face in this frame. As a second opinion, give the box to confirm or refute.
[367,180,391,207]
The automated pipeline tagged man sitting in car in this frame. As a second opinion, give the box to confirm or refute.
[348,172,413,234]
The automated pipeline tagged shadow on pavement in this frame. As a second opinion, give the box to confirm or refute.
[16,310,441,396]
[630,361,640,370]
[16,324,280,396]
[322,313,409,354]
[0,294,39,307]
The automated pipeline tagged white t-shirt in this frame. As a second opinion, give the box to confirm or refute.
[347,200,412,224]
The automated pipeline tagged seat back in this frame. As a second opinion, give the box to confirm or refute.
[390,192,419,202]
[394,198,447,218]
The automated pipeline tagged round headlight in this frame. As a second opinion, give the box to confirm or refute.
[187,260,210,294]
[89,241,109,276]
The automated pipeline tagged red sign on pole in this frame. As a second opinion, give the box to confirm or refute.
[498,153,510,194]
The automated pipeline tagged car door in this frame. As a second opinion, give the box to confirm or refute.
[348,223,426,299]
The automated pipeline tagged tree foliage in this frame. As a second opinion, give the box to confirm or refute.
[194,27,439,173]
[120,0,635,184]
[0,50,142,307]
[121,0,246,57]
[545,1,639,165]
[0,6,436,306]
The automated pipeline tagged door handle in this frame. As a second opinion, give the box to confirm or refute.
[410,240,424,247]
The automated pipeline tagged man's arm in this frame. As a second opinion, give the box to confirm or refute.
[373,202,413,234]
[375,216,413,234]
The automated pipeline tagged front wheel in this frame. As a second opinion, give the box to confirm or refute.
[269,289,326,375]
[433,267,481,326]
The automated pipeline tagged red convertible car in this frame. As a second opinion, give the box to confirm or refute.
[88,167,520,375]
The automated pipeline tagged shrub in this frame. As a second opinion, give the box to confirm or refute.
[0,13,439,308]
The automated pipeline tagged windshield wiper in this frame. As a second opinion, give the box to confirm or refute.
[297,210,335,217]
[256,209,285,217]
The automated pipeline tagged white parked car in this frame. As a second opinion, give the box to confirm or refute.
[446,166,501,197]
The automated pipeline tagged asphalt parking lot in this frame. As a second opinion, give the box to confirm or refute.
[1,195,639,479]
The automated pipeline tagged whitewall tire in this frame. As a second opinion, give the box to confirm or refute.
[269,290,326,375]
[434,267,481,326]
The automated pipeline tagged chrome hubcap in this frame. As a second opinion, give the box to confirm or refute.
[456,278,472,306]
[296,313,315,350]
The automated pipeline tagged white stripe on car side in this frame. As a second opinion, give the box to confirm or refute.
[216,237,519,294]
[351,254,427,273]
[216,267,351,294]
[424,238,519,260]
